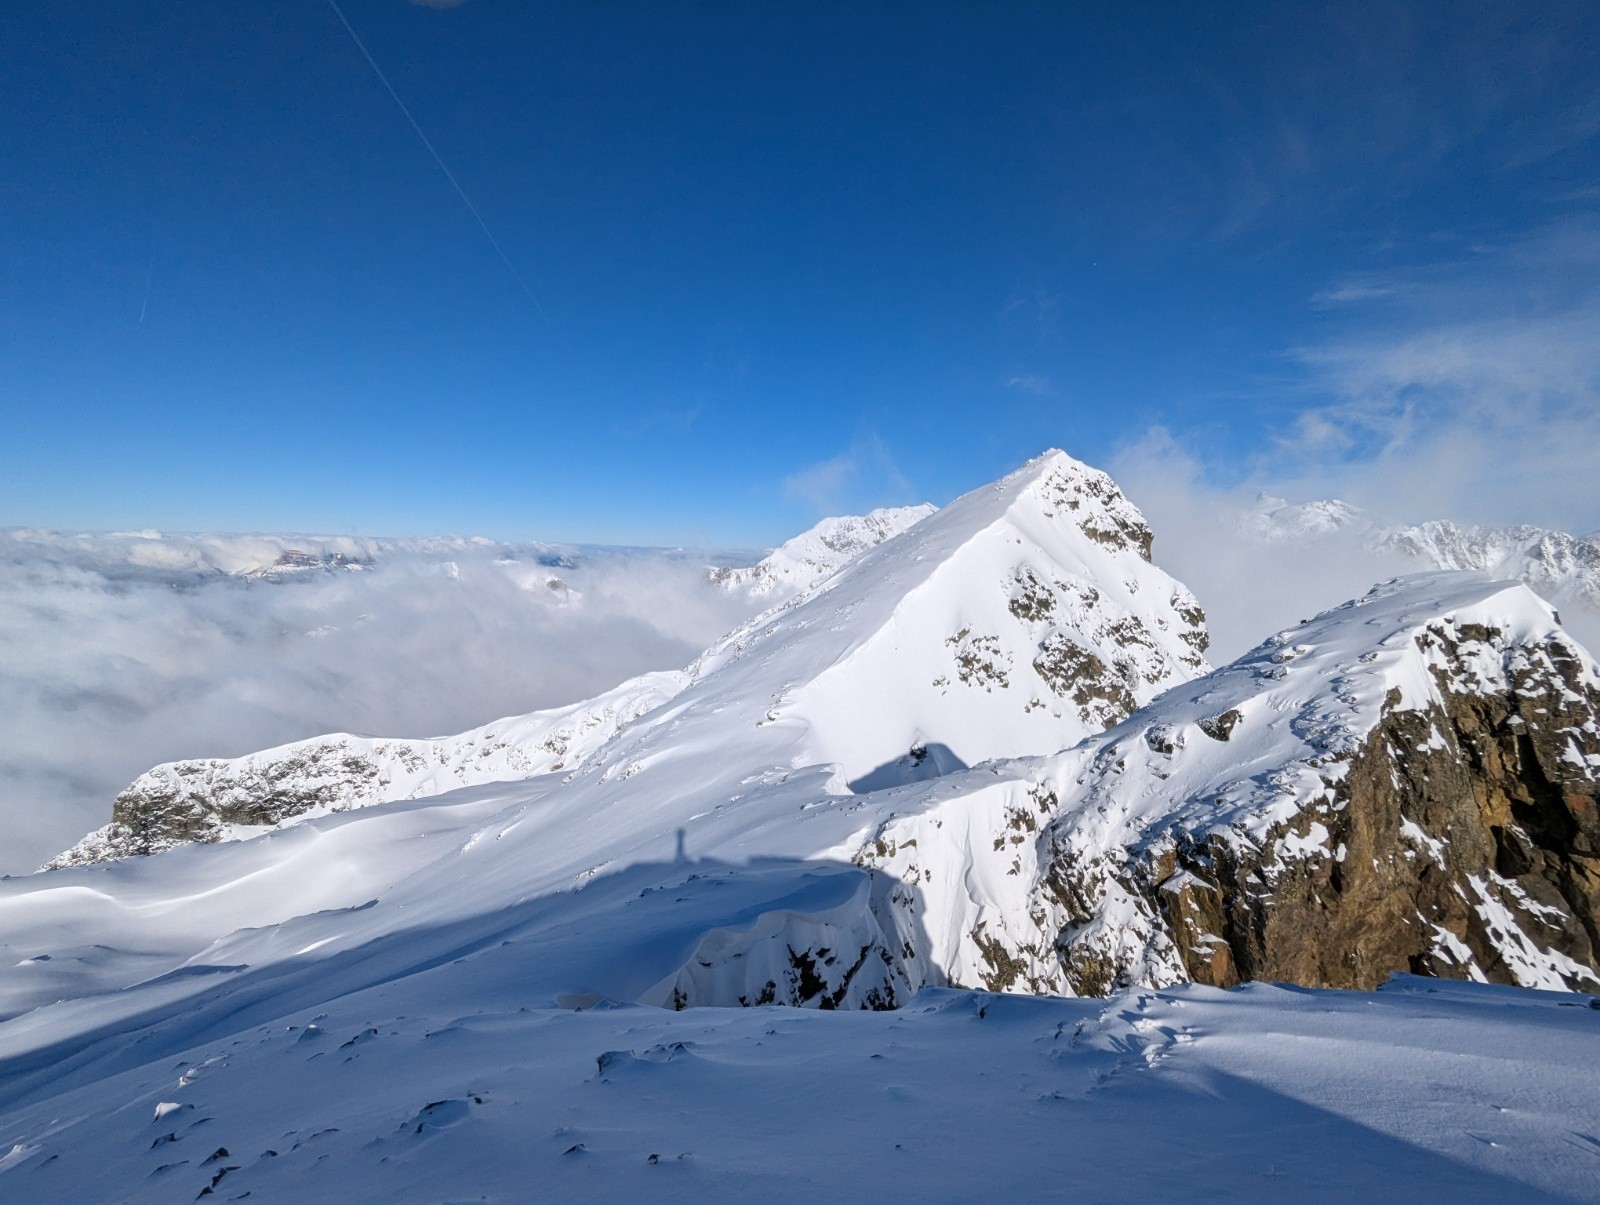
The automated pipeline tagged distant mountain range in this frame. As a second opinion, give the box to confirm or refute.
[1249,493,1600,610]
[709,504,937,597]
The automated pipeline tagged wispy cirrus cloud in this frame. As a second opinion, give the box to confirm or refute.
[1269,220,1600,530]
[1309,280,1401,306]
[1109,215,1600,655]
[783,436,914,517]
[1003,373,1053,396]
[1120,217,1600,534]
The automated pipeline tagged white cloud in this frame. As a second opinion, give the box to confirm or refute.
[0,534,759,875]
[1275,304,1600,530]
[782,436,913,516]
[1309,280,1399,306]
[1110,430,1417,661]
[1003,374,1052,396]
[1127,218,1600,552]
[1109,220,1600,664]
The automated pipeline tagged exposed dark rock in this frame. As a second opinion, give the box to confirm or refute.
[1033,634,1136,728]
[1196,709,1242,742]
[1051,618,1600,995]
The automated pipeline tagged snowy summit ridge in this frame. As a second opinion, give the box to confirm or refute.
[711,503,937,598]
[44,671,688,869]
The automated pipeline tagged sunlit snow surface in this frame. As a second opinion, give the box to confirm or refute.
[1,976,1598,1201]
[4,453,1600,1199]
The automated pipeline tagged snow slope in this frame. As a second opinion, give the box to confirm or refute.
[45,670,688,868]
[2,975,1597,1202]
[3,454,1599,1199]
[711,504,937,597]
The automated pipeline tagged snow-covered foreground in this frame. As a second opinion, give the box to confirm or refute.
[1,974,1597,1201]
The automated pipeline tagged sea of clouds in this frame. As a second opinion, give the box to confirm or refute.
[0,531,761,874]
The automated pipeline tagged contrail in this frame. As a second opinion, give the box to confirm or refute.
[138,250,154,323]
[324,0,549,325]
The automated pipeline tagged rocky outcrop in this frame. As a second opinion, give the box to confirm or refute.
[43,671,686,869]
[858,575,1600,997]
[640,871,913,1012]
[240,549,371,580]
[1139,648,1600,993]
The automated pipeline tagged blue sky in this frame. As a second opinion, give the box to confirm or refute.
[3,1,1597,544]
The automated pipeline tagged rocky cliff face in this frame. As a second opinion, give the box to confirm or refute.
[1147,628,1600,992]
[858,575,1600,996]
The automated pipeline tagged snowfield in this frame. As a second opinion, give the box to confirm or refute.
[4,451,1600,1201]
[3,976,1598,1202]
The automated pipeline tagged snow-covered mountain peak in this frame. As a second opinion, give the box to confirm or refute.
[713,504,937,598]
[611,448,1210,798]
[1248,494,1367,539]
[1375,521,1600,608]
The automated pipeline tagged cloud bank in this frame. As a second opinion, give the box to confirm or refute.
[1264,219,1600,533]
[0,532,760,875]
[1111,434,1419,659]
[1110,217,1600,658]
